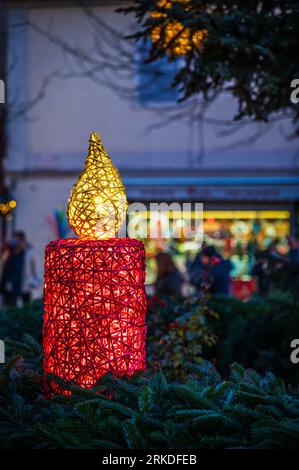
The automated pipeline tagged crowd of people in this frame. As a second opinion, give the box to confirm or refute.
[154,235,299,298]
[155,243,232,298]
[0,229,299,307]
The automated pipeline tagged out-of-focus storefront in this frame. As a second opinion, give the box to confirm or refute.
[129,209,290,285]
[124,174,299,292]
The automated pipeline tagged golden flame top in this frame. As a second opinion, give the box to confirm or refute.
[67,132,128,239]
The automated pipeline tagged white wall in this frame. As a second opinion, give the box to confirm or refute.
[7,4,299,174]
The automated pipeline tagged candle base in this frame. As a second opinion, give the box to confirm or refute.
[43,238,147,394]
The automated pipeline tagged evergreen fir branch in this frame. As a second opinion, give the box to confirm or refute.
[148,370,168,403]
[138,385,154,413]
[199,436,247,449]
[122,418,151,449]
[89,439,123,449]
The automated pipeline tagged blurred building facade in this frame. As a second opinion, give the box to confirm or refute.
[4,1,299,281]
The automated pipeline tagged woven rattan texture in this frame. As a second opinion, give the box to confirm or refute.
[67,132,128,239]
[43,238,147,392]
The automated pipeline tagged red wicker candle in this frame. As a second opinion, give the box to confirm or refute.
[43,133,147,392]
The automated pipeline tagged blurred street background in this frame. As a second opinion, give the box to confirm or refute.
[1,1,299,301]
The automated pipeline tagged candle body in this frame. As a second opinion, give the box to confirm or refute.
[43,238,147,392]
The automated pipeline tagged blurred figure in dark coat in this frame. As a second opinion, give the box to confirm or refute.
[288,234,299,264]
[155,252,183,297]
[0,231,39,307]
[252,250,270,296]
[189,245,232,296]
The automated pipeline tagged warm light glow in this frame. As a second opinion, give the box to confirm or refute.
[8,200,17,209]
[203,210,290,220]
[150,0,208,56]
[43,238,147,392]
[67,132,128,239]
[0,200,17,215]
[136,210,290,220]
[44,133,147,394]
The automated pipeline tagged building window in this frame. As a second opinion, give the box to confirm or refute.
[136,43,178,104]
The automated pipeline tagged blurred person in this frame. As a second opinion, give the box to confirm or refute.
[252,250,270,296]
[0,231,39,307]
[266,238,289,270]
[267,238,281,256]
[155,252,183,297]
[252,244,289,296]
[288,234,299,263]
[0,241,15,306]
[189,245,232,295]
[186,241,207,288]
[186,252,203,289]
[247,235,259,273]
[199,246,233,296]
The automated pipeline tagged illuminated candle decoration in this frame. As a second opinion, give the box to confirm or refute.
[43,132,147,394]
[150,0,208,56]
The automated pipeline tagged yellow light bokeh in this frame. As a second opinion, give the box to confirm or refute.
[150,0,208,56]
[8,200,17,209]
[67,132,128,239]
[0,200,17,215]
[134,210,290,220]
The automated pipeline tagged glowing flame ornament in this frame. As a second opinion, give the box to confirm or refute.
[67,132,128,239]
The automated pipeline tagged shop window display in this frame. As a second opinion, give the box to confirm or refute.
[130,210,291,298]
